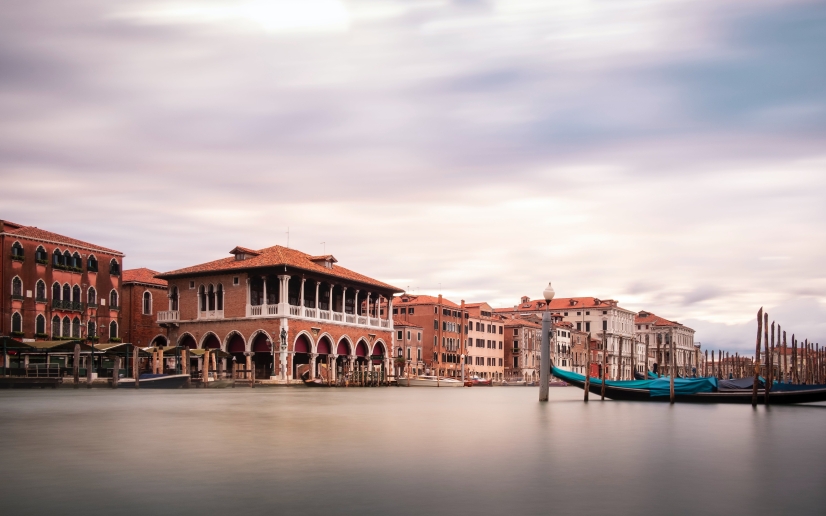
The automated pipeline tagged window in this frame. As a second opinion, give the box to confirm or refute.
[36,314,45,335]
[514,339,519,348]
[216,284,224,310]
[52,282,61,301]
[170,286,179,311]
[72,285,81,303]
[233,276,239,286]
[408,308,414,315]
[143,291,152,315]
[189,281,195,289]
[407,347,411,360]
[87,255,98,272]
[62,316,70,337]
[72,252,81,269]
[35,246,47,262]
[207,284,216,311]
[109,259,120,276]
[51,316,60,338]
[62,284,70,302]
[199,285,206,311]
[109,289,118,308]
[586,311,590,315]
[407,331,411,340]
[585,322,591,332]
[36,280,46,301]
[11,241,24,258]
[397,347,403,357]
[401,307,407,314]
[88,321,96,338]
[513,357,519,368]
[499,358,503,366]
[72,317,80,338]
[603,311,607,315]
[513,328,518,336]
[53,249,62,267]
[109,320,118,339]
[11,312,22,333]
[576,322,581,331]
[11,276,22,297]
[397,330,403,340]
[499,326,503,334]
[433,320,438,330]
[417,348,421,360]
[417,332,421,341]
[434,307,437,314]
[602,320,607,331]
[88,287,97,305]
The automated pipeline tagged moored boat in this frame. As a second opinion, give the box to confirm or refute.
[470,376,492,386]
[396,375,464,387]
[118,374,190,389]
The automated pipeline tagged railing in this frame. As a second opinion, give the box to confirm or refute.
[11,294,24,301]
[346,314,355,324]
[26,364,60,378]
[157,310,180,322]
[333,313,343,322]
[357,316,367,325]
[304,308,317,318]
[369,318,379,327]
[289,305,301,316]
[319,310,330,320]
[267,304,278,315]
[249,305,263,316]
[198,309,223,320]
[380,319,391,329]
[71,301,83,311]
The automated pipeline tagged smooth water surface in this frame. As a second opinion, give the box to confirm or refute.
[0,387,824,516]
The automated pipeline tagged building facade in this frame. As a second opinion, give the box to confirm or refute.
[635,311,699,377]
[1,219,123,344]
[497,296,638,380]
[392,294,467,378]
[155,246,401,381]
[465,302,505,381]
[503,314,541,382]
[393,319,424,377]
[122,268,168,348]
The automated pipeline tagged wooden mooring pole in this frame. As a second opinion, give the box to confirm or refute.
[601,332,607,401]
[73,343,80,389]
[752,308,763,407]
[765,320,773,406]
[584,334,591,402]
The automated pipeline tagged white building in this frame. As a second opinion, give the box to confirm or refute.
[635,311,700,377]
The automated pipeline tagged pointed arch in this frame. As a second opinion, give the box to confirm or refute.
[336,335,353,356]
[293,331,314,354]
[62,316,70,337]
[250,332,272,353]
[35,314,45,335]
[88,286,97,305]
[225,331,246,353]
[36,279,46,301]
[316,334,333,355]
[178,332,197,349]
[86,254,98,272]
[371,339,387,357]
[51,315,60,338]
[355,339,369,357]
[62,283,71,302]
[109,289,118,308]
[150,335,168,347]
[109,320,118,339]
[11,312,22,333]
[11,276,22,297]
[71,317,80,338]
[35,245,47,262]
[142,291,152,315]
[11,241,24,257]
[200,332,221,350]
[249,330,273,353]
[52,282,61,301]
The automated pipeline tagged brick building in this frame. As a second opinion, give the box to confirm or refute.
[503,314,541,383]
[465,302,504,380]
[393,319,424,377]
[392,294,467,378]
[1,219,123,345]
[155,245,401,381]
[122,268,168,348]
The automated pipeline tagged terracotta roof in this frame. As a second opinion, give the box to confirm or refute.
[123,268,167,287]
[494,297,623,313]
[393,319,423,328]
[229,246,260,256]
[635,311,680,327]
[393,294,460,308]
[157,245,401,292]
[2,224,122,255]
[502,314,542,328]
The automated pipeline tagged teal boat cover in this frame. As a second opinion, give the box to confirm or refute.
[551,367,718,397]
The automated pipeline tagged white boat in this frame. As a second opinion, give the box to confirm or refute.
[118,374,191,389]
[396,375,464,387]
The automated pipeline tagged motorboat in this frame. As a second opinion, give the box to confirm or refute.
[552,366,826,404]
[118,374,190,389]
[502,379,526,386]
[396,375,464,387]
[470,376,492,386]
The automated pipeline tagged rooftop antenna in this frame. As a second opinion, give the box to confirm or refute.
[321,241,326,254]
[286,227,290,248]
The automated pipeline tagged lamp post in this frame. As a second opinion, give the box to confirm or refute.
[540,282,555,402]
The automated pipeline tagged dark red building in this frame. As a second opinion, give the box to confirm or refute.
[122,268,168,348]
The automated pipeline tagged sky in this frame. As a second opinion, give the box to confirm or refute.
[1,0,825,353]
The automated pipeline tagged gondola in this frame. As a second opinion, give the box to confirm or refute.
[551,367,826,404]
[300,370,327,387]
[118,373,190,389]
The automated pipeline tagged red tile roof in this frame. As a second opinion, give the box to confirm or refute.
[502,314,542,328]
[2,223,122,255]
[635,311,680,327]
[393,294,460,308]
[123,268,167,287]
[393,319,423,328]
[495,296,622,313]
[157,245,401,292]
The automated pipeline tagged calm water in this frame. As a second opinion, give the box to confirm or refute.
[0,386,824,516]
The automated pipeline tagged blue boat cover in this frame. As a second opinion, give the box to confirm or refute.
[770,383,826,392]
[139,373,167,379]
[551,367,718,397]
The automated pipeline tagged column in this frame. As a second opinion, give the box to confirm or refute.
[331,354,338,381]
[328,284,334,312]
[278,275,290,314]
[262,277,267,311]
[387,298,393,322]
[299,277,306,316]
[341,287,348,314]
[310,353,318,379]
[245,353,252,380]
[354,290,360,316]
[366,293,371,320]
[315,282,320,310]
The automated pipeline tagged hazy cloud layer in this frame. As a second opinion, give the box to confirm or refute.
[1,0,825,352]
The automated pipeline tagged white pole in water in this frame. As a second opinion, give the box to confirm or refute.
[540,282,555,402]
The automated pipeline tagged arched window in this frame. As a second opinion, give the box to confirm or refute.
[109,320,118,339]
[170,286,179,311]
[109,289,118,308]
[62,316,70,337]
[72,252,81,269]
[51,315,60,338]
[36,314,45,335]
[72,285,81,304]
[88,321,96,338]
[397,347,403,357]
[36,280,46,301]
[143,291,152,315]
[63,250,71,267]
[199,285,206,311]
[52,249,62,267]
[11,241,24,258]
[109,259,120,276]
[11,276,22,297]
[63,284,71,303]
[11,312,22,333]
[88,287,97,305]
[216,284,224,310]
[52,282,61,301]
[35,246,47,263]
[207,284,215,311]
[87,255,98,272]
[72,317,80,338]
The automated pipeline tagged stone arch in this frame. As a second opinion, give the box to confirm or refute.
[178,333,197,348]
[316,334,333,355]
[200,332,221,349]
[336,335,353,356]
[355,339,369,357]
[250,331,272,353]
[225,331,246,353]
[371,339,387,357]
[293,331,314,353]
[151,334,168,347]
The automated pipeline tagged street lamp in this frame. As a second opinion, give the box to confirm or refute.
[540,282,555,402]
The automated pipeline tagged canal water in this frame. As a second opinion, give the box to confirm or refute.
[0,386,824,516]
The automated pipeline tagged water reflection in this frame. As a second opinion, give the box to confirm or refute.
[0,388,824,515]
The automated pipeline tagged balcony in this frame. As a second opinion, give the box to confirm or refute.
[198,309,223,320]
[241,302,393,331]
[157,310,180,323]
[11,255,24,262]
[11,294,24,301]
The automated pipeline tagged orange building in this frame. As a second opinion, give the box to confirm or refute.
[465,302,505,380]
